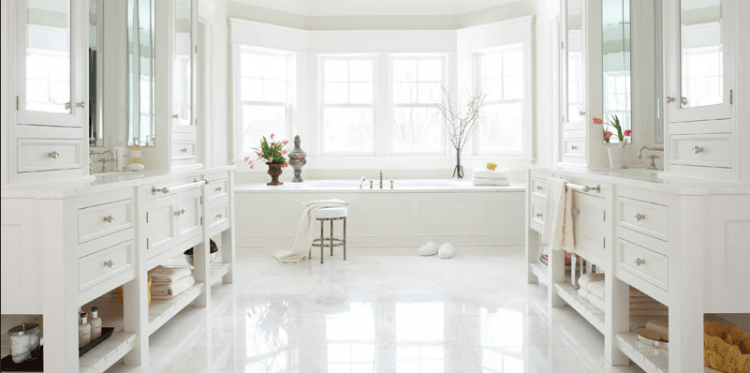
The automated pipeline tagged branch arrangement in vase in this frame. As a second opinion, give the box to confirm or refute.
[435,87,488,179]
[593,115,631,148]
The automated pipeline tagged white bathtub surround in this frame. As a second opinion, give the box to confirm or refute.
[438,243,456,259]
[235,180,525,249]
[542,177,575,251]
[273,199,350,263]
[418,241,439,256]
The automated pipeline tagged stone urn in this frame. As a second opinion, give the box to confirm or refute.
[266,162,284,186]
[288,135,307,183]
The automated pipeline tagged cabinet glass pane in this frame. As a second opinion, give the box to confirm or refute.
[26,0,71,113]
[601,0,631,144]
[174,0,191,124]
[567,0,585,122]
[680,0,723,108]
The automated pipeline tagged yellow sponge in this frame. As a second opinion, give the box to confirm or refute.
[486,162,498,170]
[704,322,750,373]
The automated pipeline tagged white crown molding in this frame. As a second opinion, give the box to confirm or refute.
[230,0,525,17]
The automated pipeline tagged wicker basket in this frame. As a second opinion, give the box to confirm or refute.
[704,322,750,373]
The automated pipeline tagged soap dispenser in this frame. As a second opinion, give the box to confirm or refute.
[79,312,91,347]
[90,307,102,339]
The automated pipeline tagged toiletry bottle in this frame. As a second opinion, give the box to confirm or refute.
[90,307,102,339]
[130,137,141,164]
[79,312,91,347]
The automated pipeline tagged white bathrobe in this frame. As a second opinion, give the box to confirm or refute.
[272,199,351,263]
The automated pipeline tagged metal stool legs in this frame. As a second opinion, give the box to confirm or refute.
[310,217,347,264]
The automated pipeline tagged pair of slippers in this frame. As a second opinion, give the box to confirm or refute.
[418,242,455,259]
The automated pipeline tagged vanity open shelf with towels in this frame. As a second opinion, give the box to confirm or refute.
[525,166,750,373]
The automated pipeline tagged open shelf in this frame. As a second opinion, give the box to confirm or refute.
[529,262,549,285]
[148,282,204,335]
[78,330,136,373]
[209,263,230,287]
[616,331,669,373]
[554,281,605,333]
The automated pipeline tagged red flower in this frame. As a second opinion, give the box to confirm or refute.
[257,152,262,157]
[593,118,603,125]
[603,131,613,138]
[624,129,632,136]
[270,133,275,138]
[284,162,289,168]
[283,140,289,145]
[244,156,249,162]
[283,149,288,155]
[296,161,301,165]
[296,154,302,159]
[249,164,254,170]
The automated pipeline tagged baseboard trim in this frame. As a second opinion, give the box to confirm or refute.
[236,234,524,248]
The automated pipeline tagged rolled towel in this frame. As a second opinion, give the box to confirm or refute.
[585,280,606,300]
[418,241,439,256]
[472,177,510,187]
[438,243,455,259]
[578,273,605,289]
[577,287,605,312]
[149,265,192,284]
[150,276,195,298]
[473,168,509,180]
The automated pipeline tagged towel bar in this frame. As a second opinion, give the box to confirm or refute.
[567,183,601,193]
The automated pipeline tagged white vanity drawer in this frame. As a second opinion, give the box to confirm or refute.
[670,133,732,168]
[172,141,197,160]
[79,240,134,292]
[562,138,586,158]
[530,203,545,233]
[17,139,83,173]
[617,238,668,291]
[206,178,229,205]
[78,199,134,244]
[531,177,547,199]
[207,204,230,232]
[617,197,669,242]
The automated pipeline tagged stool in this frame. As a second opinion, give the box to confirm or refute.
[310,207,348,263]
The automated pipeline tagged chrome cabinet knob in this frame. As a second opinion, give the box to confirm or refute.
[172,114,179,119]
[666,96,676,103]
[215,187,222,192]
[634,258,645,266]
[47,151,60,159]
[174,209,185,217]
[152,186,169,194]
[635,213,646,221]
[692,146,704,154]
[535,213,543,218]
[181,148,188,153]
[536,185,543,191]
[579,111,586,116]
[572,208,581,216]
[103,260,115,268]
[76,101,87,109]
[103,215,114,223]
[571,145,578,150]
[216,214,223,219]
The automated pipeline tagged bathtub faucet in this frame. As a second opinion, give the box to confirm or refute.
[379,170,384,189]
[359,176,368,189]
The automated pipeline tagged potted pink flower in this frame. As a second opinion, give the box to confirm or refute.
[243,134,292,186]
[593,115,631,169]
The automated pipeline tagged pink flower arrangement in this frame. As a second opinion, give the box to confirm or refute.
[593,115,630,144]
[603,131,613,139]
[244,135,293,169]
[623,129,632,136]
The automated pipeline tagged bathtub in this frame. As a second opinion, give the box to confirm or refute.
[235,179,526,248]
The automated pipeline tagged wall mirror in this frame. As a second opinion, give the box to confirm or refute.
[654,0,664,143]
[88,0,155,148]
[565,0,585,124]
[680,0,723,109]
[601,0,631,144]
[173,0,192,127]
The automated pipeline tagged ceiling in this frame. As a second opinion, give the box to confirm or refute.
[230,0,526,16]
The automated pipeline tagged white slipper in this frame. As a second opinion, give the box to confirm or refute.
[418,241,439,256]
[438,243,455,259]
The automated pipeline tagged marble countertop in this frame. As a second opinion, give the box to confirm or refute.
[526,165,750,195]
[236,179,526,193]
[1,166,234,199]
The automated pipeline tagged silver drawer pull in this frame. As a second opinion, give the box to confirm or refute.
[172,114,179,119]
[536,185,543,191]
[76,101,87,109]
[535,213,543,218]
[635,213,646,221]
[215,187,222,192]
[103,215,114,223]
[174,209,186,217]
[634,258,645,266]
[691,146,704,154]
[579,111,586,116]
[47,151,60,159]
[216,214,223,219]
[152,186,169,194]
[571,145,578,150]
[666,96,675,103]
[103,260,115,268]
[181,148,188,153]
[572,208,581,216]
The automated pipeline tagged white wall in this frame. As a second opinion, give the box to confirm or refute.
[1,1,9,187]
[209,0,231,167]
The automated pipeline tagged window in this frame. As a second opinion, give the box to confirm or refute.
[237,48,291,154]
[321,57,375,153]
[475,45,525,154]
[391,58,445,154]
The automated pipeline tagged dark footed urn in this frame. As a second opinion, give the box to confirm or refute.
[266,163,284,186]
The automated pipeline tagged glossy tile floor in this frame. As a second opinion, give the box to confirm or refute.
[110,247,645,373]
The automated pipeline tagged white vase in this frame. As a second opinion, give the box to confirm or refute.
[608,147,624,169]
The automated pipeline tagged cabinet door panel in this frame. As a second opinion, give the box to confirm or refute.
[147,195,178,258]
[177,187,202,244]
[573,191,605,258]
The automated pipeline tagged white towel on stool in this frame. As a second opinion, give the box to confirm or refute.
[542,177,575,251]
[273,199,350,263]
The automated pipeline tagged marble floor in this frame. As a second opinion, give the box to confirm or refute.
[110,247,645,373]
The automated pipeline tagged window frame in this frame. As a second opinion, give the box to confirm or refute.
[234,46,294,159]
[318,54,378,157]
[388,55,448,157]
[471,43,531,158]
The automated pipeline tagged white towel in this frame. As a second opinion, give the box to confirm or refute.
[473,168,509,180]
[148,265,192,284]
[578,273,605,291]
[273,199,351,263]
[150,276,195,299]
[472,177,510,186]
[577,287,605,312]
[418,241,439,256]
[542,177,575,251]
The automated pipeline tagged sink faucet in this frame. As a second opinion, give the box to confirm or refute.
[379,170,384,189]
[359,176,368,189]
[90,149,118,174]
[637,146,664,170]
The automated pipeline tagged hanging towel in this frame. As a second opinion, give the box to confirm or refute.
[472,177,511,186]
[148,265,192,284]
[542,177,575,251]
[150,276,195,299]
[273,199,351,263]
[473,168,510,180]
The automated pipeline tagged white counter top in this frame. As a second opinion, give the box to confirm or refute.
[526,165,750,195]
[236,179,525,193]
[1,166,234,199]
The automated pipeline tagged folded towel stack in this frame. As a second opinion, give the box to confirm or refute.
[629,286,668,316]
[472,168,510,186]
[577,273,606,312]
[148,265,195,300]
